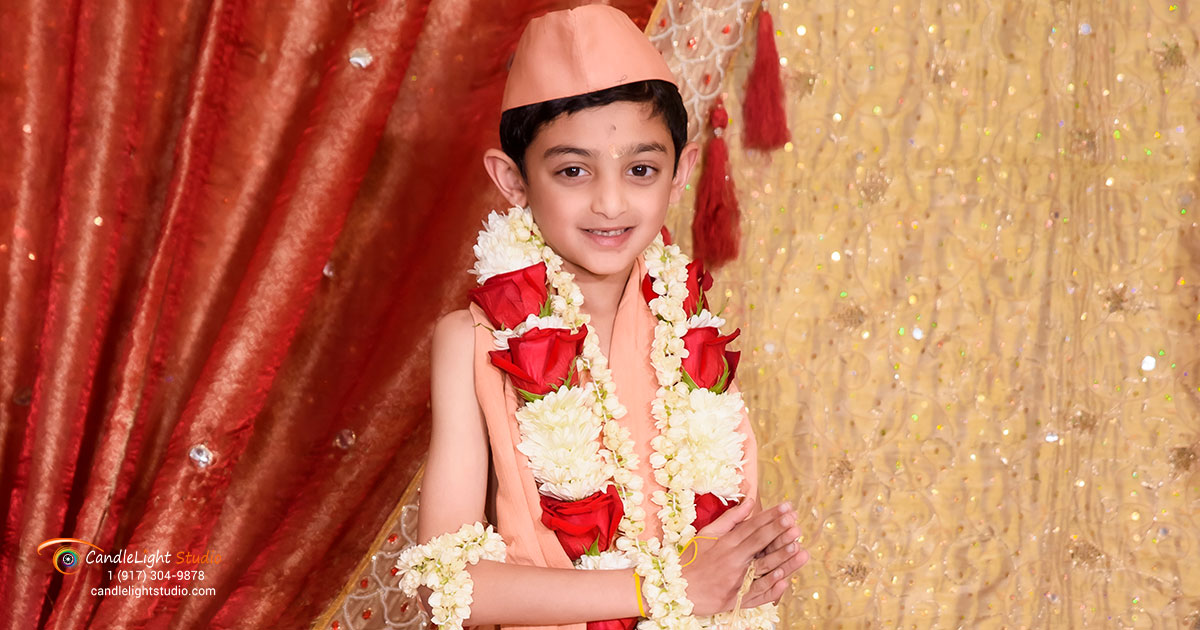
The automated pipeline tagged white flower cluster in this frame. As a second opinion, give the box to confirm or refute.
[685,310,725,330]
[644,238,691,388]
[515,386,612,501]
[491,313,568,350]
[396,522,506,630]
[644,236,702,549]
[635,539,699,630]
[604,413,646,546]
[576,549,637,570]
[671,388,747,499]
[471,207,541,284]
[537,226,587,329]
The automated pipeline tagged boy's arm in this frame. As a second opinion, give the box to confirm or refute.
[418,309,489,541]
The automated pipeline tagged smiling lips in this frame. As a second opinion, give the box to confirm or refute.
[583,227,633,246]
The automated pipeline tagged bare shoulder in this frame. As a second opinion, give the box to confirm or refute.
[434,308,475,338]
[432,309,476,364]
[428,308,485,429]
[429,308,481,413]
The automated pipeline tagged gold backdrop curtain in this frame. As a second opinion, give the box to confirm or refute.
[667,0,1200,627]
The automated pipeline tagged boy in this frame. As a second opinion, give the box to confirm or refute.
[408,6,808,629]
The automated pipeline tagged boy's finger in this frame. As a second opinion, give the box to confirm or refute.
[768,575,791,604]
[745,547,806,608]
[759,525,800,556]
[742,567,792,609]
[697,497,755,537]
[782,547,809,575]
[765,545,808,575]
[753,538,802,577]
[724,503,791,547]
[729,505,795,557]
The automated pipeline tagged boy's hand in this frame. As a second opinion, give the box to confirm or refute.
[680,501,809,616]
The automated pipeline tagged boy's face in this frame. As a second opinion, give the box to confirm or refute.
[518,101,690,281]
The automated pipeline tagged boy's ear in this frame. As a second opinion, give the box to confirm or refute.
[483,149,528,208]
[668,142,702,205]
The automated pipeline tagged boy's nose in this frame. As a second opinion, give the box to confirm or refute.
[590,176,626,219]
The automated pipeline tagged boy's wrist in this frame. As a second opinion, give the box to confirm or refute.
[595,567,643,620]
[632,568,646,618]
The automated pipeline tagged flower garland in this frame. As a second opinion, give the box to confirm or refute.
[396,523,507,630]
[466,206,777,630]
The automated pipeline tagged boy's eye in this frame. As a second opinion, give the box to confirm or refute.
[629,165,658,177]
[559,166,585,178]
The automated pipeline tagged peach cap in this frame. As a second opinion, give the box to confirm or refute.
[501,4,677,111]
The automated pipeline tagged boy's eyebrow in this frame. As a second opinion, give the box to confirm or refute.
[543,142,668,160]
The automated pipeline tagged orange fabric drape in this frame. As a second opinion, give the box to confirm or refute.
[0,0,655,628]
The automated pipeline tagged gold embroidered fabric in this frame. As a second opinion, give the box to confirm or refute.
[666,1,1200,627]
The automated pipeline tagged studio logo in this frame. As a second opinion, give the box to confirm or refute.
[37,538,104,575]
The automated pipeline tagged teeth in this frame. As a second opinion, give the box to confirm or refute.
[589,229,626,236]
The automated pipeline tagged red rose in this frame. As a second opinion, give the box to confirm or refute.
[489,325,586,397]
[640,272,657,305]
[469,263,548,329]
[692,493,739,532]
[642,260,713,316]
[539,485,624,562]
[638,273,657,306]
[680,327,740,392]
[682,260,713,316]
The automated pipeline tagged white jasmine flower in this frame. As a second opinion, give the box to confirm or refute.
[490,327,518,350]
[515,387,609,501]
[676,389,747,499]
[471,209,542,284]
[394,523,506,630]
[491,314,572,350]
[686,310,726,329]
[576,549,636,570]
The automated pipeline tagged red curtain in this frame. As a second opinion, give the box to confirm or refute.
[0,0,655,628]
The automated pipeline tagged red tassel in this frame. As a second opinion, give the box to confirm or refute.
[743,6,789,150]
[692,102,739,268]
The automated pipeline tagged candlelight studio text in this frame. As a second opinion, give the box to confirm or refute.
[91,584,217,598]
[84,548,223,569]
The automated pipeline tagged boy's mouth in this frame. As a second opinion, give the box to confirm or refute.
[581,226,634,247]
[583,227,631,237]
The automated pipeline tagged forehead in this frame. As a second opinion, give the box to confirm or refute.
[529,101,672,152]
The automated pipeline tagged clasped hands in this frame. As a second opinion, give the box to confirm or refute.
[680,500,809,616]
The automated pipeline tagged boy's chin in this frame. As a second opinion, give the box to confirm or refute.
[562,251,643,280]
[571,258,637,279]
[587,236,662,276]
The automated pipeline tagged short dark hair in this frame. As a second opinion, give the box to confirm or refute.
[499,79,688,178]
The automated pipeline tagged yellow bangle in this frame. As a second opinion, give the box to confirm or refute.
[679,535,717,568]
[634,571,646,617]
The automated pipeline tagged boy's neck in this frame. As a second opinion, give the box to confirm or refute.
[566,261,634,324]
